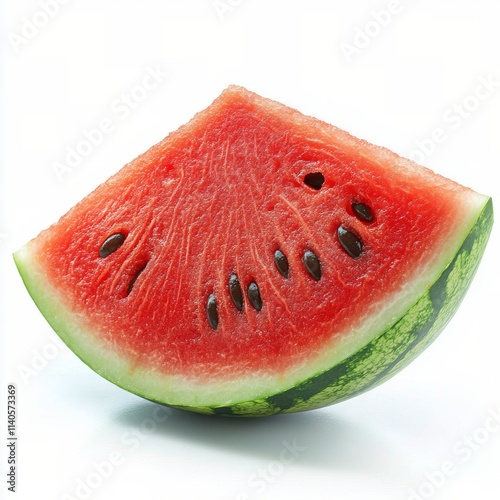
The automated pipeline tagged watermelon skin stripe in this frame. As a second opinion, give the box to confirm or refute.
[171,198,493,416]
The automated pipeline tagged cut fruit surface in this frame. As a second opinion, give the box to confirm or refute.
[15,86,493,416]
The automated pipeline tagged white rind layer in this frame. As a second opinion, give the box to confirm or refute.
[14,189,488,408]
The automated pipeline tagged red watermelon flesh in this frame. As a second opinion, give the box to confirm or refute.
[14,86,492,415]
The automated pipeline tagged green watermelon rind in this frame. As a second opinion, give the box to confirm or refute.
[167,197,494,416]
[14,198,493,417]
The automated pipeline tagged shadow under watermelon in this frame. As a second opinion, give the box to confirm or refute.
[113,398,414,479]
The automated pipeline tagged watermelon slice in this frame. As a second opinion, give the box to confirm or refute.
[14,86,493,416]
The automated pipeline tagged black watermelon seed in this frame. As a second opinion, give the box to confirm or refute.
[247,282,263,311]
[127,261,148,296]
[274,249,289,278]
[303,250,321,281]
[338,226,363,258]
[99,233,126,258]
[229,274,244,311]
[304,172,325,190]
[351,202,374,223]
[206,294,219,330]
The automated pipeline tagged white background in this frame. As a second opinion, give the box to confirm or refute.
[1,1,500,499]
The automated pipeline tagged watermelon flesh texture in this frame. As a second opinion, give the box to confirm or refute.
[14,86,493,416]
